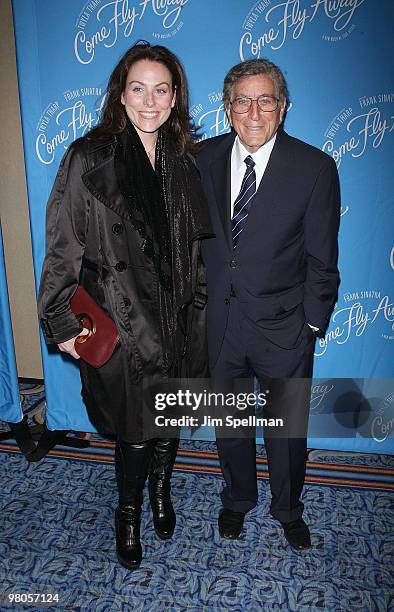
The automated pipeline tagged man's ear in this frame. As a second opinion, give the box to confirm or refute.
[279,99,286,123]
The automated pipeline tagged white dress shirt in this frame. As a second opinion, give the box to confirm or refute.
[230,134,276,217]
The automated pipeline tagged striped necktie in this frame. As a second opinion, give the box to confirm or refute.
[232,155,256,249]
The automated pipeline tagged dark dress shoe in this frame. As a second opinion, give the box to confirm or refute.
[7,417,36,455]
[281,518,311,549]
[218,508,245,539]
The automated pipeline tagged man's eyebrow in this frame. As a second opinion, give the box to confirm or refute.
[234,92,276,96]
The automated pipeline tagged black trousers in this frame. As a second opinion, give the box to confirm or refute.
[212,299,315,523]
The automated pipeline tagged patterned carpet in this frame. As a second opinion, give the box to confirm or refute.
[0,383,393,611]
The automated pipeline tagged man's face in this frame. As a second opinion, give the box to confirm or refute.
[226,74,286,153]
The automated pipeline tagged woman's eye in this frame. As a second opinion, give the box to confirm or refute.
[132,86,144,93]
[156,88,168,95]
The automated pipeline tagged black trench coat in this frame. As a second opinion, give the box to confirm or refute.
[38,135,212,441]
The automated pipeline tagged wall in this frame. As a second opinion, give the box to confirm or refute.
[0,0,42,379]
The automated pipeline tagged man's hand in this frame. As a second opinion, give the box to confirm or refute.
[58,328,90,359]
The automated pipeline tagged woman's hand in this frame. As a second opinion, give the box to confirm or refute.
[57,328,90,359]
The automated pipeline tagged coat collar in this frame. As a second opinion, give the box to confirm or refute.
[82,135,132,222]
[250,127,291,208]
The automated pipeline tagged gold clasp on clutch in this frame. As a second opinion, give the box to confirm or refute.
[75,313,96,343]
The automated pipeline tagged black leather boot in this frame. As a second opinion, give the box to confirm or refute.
[114,439,153,570]
[148,438,179,539]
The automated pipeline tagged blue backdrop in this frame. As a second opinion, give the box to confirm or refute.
[11,0,394,452]
[0,221,22,424]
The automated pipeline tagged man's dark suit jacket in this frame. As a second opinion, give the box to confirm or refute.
[196,128,340,368]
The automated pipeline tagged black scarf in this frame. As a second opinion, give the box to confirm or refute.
[114,121,212,372]
[115,121,172,291]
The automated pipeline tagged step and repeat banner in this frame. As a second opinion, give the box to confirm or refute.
[0,221,22,424]
[11,0,394,452]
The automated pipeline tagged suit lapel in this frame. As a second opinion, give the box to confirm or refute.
[209,133,235,251]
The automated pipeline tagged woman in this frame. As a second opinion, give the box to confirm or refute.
[38,41,212,570]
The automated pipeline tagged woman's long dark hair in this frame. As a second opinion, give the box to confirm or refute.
[89,41,197,155]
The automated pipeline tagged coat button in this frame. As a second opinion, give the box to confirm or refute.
[115,261,127,272]
[225,298,230,305]
[123,297,131,307]
[230,260,237,268]
[112,223,123,235]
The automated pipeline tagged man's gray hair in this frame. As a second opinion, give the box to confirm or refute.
[223,59,289,107]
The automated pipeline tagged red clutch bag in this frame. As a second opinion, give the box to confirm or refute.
[70,286,119,368]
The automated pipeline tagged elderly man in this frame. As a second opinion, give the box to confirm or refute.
[196,59,340,548]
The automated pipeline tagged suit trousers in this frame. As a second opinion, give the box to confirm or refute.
[212,298,315,522]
